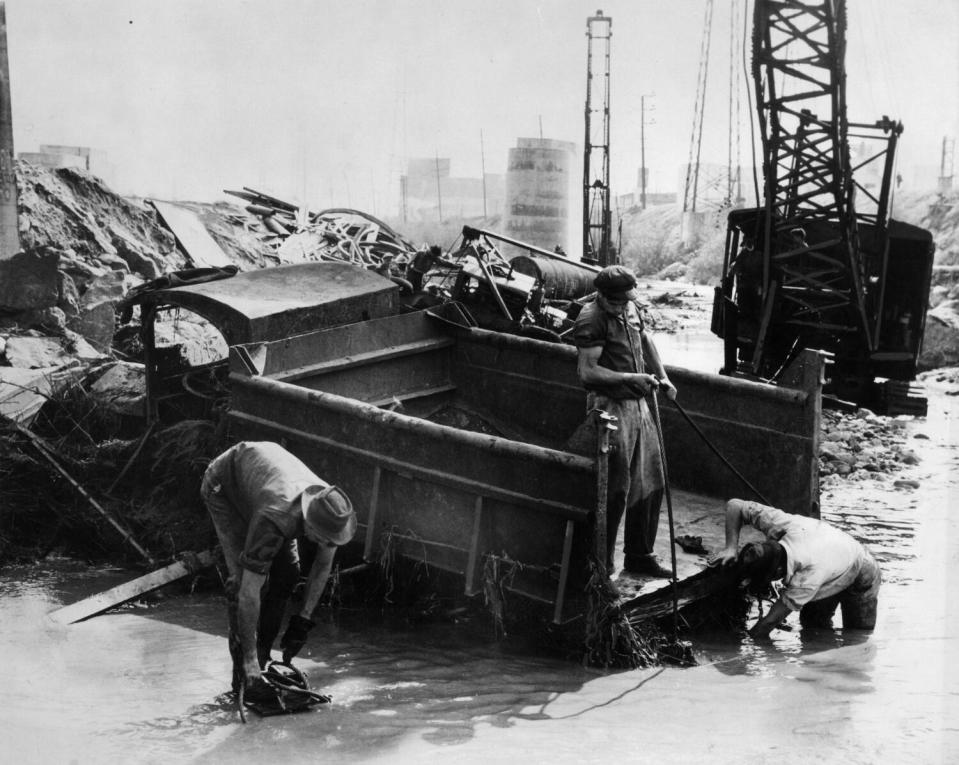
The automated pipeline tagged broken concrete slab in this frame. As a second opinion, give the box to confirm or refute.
[88,360,145,417]
[4,334,75,368]
[0,247,59,310]
[0,363,84,424]
[72,300,116,352]
[919,300,959,371]
[3,332,104,368]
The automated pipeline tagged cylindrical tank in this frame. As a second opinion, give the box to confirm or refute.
[510,255,597,301]
[504,138,575,255]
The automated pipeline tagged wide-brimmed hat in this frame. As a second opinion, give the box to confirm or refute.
[300,484,356,546]
[594,265,638,301]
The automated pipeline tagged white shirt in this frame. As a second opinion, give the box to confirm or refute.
[740,501,869,610]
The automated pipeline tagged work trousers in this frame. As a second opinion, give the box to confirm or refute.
[799,551,882,630]
[590,393,666,571]
[201,473,301,678]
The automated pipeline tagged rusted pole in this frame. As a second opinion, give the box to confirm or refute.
[0,2,18,259]
[593,410,616,572]
[649,391,679,637]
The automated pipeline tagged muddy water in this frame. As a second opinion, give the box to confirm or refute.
[2,386,957,764]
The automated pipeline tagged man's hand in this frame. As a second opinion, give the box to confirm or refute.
[627,372,659,396]
[243,668,276,703]
[658,377,678,401]
[707,546,738,568]
[280,614,315,663]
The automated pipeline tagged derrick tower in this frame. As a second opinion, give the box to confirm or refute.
[583,10,613,266]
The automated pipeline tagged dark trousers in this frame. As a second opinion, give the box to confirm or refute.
[799,553,882,630]
[591,395,666,571]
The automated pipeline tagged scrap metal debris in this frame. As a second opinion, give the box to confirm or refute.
[224,187,418,269]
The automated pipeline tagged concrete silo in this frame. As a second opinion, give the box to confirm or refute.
[504,138,575,255]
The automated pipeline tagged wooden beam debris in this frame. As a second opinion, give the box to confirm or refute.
[49,550,216,625]
[13,422,155,566]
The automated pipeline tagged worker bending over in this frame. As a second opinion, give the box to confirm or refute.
[202,441,356,697]
[573,265,677,579]
[708,499,881,638]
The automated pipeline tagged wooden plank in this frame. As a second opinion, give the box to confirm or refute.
[149,200,233,268]
[49,550,216,625]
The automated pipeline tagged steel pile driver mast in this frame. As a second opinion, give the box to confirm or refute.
[583,10,614,266]
[713,0,934,411]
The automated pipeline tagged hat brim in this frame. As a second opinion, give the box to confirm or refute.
[600,287,638,303]
[300,485,357,546]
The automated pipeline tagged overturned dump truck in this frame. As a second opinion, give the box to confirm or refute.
[224,308,824,636]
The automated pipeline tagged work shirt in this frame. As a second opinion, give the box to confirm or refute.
[204,441,328,574]
[740,501,871,611]
[572,298,649,399]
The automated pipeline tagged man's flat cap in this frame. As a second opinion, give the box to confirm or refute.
[594,265,638,301]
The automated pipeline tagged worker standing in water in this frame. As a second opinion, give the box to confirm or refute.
[572,265,677,579]
[708,498,881,638]
[201,441,356,698]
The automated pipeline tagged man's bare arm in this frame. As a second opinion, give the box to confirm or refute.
[236,569,267,679]
[298,544,336,619]
[576,345,658,393]
[707,499,749,567]
[749,598,792,639]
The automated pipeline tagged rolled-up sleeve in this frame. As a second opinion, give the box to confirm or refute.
[740,501,792,541]
[238,515,287,574]
[572,308,604,349]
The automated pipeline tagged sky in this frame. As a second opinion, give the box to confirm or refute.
[4,0,958,215]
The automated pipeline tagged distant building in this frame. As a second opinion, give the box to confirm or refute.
[400,158,504,221]
[18,144,115,187]
[504,137,576,253]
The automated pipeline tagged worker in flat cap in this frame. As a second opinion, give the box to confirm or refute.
[707,499,881,638]
[201,441,357,697]
[572,265,677,579]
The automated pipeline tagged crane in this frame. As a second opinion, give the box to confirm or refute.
[712,0,934,413]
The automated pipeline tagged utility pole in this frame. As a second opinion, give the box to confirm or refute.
[583,10,613,266]
[939,136,955,193]
[480,130,488,219]
[434,152,443,222]
[0,1,18,260]
[682,0,714,215]
[640,94,654,210]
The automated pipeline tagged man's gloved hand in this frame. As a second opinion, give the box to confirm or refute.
[244,672,276,704]
[280,614,315,663]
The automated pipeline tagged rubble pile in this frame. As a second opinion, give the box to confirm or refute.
[818,408,922,488]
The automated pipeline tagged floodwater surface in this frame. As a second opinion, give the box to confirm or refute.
[1,384,956,764]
